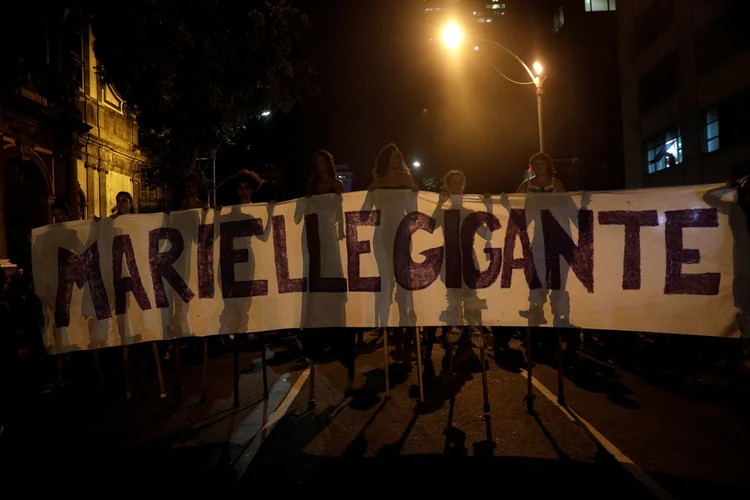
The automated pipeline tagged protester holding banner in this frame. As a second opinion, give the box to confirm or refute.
[517,152,565,194]
[368,144,420,360]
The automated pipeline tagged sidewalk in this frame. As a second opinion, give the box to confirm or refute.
[0,336,301,495]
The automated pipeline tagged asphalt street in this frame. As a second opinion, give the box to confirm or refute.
[1,330,748,498]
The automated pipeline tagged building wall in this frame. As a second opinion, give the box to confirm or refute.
[0,2,144,273]
[618,0,750,188]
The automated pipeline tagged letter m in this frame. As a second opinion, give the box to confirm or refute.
[55,242,112,327]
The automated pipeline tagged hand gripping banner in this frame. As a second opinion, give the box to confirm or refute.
[31,185,750,353]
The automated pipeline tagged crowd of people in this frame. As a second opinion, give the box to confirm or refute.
[1,143,748,437]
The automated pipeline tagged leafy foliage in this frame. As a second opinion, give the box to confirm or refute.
[88,0,317,186]
[421,176,443,193]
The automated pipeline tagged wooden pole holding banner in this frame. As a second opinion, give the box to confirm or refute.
[383,328,390,398]
[174,339,182,404]
[415,327,424,404]
[448,331,455,398]
[260,332,269,400]
[233,336,240,409]
[91,351,104,389]
[524,327,535,413]
[201,338,208,403]
[152,343,166,399]
[309,360,316,409]
[123,347,131,400]
[557,331,566,406]
[479,330,490,413]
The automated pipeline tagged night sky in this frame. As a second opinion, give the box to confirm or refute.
[220,0,550,199]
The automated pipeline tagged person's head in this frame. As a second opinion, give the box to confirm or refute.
[237,169,263,203]
[373,143,409,178]
[51,198,72,223]
[312,150,336,178]
[443,169,467,196]
[112,191,135,215]
[184,174,203,199]
[528,152,555,179]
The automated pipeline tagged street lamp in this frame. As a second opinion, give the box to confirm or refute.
[441,24,548,153]
[442,23,463,51]
[261,110,271,117]
[413,161,421,168]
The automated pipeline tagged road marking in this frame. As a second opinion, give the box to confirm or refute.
[231,367,309,477]
[520,369,676,500]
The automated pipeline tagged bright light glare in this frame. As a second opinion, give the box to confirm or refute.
[442,23,463,51]
[261,110,271,116]
[413,161,421,168]
[533,61,543,75]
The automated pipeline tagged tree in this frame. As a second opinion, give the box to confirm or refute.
[421,176,443,193]
[88,0,317,186]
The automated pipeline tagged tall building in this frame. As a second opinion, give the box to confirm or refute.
[618,0,750,188]
[1,1,146,274]
[538,0,623,191]
[424,0,507,23]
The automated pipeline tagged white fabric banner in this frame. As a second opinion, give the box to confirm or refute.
[31,184,749,353]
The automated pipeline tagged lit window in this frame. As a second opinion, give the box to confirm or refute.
[553,5,564,33]
[704,106,720,153]
[478,18,486,23]
[646,126,682,174]
[585,0,616,12]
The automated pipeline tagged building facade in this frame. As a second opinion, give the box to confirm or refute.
[1,1,146,274]
[618,0,750,188]
[539,0,623,191]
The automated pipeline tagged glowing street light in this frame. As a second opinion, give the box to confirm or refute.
[413,161,421,168]
[442,23,463,51]
[261,110,271,117]
[440,23,549,153]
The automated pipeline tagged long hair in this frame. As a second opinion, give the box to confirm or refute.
[309,150,337,194]
[527,152,556,178]
[373,143,409,178]
[237,169,263,191]
[112,191,136,214]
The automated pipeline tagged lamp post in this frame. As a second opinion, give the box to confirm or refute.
[442,23,547,153]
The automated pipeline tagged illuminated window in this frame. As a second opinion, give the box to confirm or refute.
[704,106,720,153]
[585,0,616,12]
[646,126,682,174]
[553,5,564,33]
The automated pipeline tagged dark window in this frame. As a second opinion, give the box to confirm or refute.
[553,5,564,33]
[638,52,678,112]
[703,106,720,154]
[634,0,674,53]
[717,86,750,150]
[645,126,682,174]
[696,0,750,75]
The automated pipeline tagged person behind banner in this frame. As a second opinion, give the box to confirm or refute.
[235,169,277,206]
[517,152,565,194]
[299,150,355,377]
[111,191,136,218]
[51,198,72,223]
[307,150,345,198]
[368,143,419,192]
[180,174,210,211]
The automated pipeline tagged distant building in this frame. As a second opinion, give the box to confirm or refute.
[424,0,507,24]
[538,0,623,191]
[1,2,148,275]
[618,0,750,188]
[336,165,354,192]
